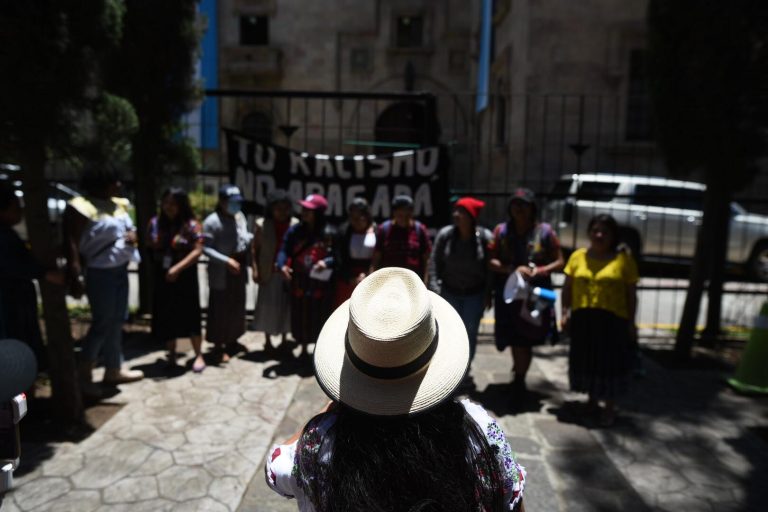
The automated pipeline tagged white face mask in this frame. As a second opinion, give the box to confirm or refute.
[227,201,242,215]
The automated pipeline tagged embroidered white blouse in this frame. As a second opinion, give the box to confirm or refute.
[265,399,526,511]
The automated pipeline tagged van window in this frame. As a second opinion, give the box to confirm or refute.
[576,181,619,201]
[633,185,704,210]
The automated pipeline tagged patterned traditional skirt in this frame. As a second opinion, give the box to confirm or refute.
[568,308,632,400]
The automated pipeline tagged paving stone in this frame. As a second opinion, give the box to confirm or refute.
[133,450,175,476]
[624,462,691,495]
[654,491,714,512]
[185,422,251,447]
[535,419,601,450]
[515,457,560,512]
[506,436,541,456]
[70,440,154,489]
[94,499,176,512]
[548,449,634,493]
[186,404,238,425]
[182,388,222,405]
[112,423,163,442]
[157,465,212,501]
[29,490,101,512]
[174,498,229,512]
[205,452,255,482]
[145,432,187,452]
[10,477,71,511]
[0,497,22,512]
[40,453,85,478]
[209,475,246,510]
[103,476,159,503]
[145,392,185,408]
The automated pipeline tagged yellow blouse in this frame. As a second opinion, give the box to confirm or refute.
[564,248,638,319]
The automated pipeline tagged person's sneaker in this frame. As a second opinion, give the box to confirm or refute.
[102,368,144,385]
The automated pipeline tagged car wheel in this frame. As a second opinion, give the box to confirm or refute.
[747,241,768,282]
[618,229,642,262]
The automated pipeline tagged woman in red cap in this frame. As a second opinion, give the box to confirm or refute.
[431,197,492,366]
[277,194,334,361]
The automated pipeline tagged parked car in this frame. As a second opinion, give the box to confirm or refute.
[543,173,768,281]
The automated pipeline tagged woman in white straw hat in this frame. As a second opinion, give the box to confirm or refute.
[265,267,526,512]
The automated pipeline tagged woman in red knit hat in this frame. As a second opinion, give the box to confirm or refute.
[431,197,493,373]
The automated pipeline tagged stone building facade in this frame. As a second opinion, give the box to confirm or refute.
[207,0,766,216]
[215,0,477,160]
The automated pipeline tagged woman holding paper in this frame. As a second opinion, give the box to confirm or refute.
[488,188,564,404]
[278,194,334,361]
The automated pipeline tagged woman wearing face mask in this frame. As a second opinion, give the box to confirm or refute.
[561,214,638,427]
[202,185,252,364]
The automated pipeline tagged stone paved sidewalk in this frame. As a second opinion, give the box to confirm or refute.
[3,334,302,512]
[4,333,768,511]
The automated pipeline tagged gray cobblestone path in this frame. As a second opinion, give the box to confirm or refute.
[4,333,767,511]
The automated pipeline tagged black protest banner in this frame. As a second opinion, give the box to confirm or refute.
[225,130,450,227]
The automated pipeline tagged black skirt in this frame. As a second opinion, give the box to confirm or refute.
[151,262,202,341]
[568,308,632,400]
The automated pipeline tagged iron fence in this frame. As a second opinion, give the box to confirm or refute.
[50,89,768,338]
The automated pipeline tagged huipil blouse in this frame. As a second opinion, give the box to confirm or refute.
[265,399,526,512]
[564,248,639,319]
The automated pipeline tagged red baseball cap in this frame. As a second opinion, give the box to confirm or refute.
[454,197,485,220]
[298,194,328,211]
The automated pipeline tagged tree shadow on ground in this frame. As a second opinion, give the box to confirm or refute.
[259,358,315,379]
[467,383,551,417]
[16,395,123,478]
[550,343,768,511]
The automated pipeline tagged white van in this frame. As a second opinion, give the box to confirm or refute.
[543,173,768,281]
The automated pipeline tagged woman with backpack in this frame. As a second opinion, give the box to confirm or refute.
[370,194,431,285]
[488,188,564,404]
[431,197,492,364]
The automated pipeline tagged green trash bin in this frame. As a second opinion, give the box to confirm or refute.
[728,301,768,394]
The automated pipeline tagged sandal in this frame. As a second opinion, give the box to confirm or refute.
[192,355,206,373]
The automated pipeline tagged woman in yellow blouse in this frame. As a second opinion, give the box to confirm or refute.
[561,214,638,427]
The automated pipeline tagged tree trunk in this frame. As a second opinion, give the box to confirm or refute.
[20,143,84,422]
[674,183,720,359]
[132,134,157,315]
[702,178,732,342]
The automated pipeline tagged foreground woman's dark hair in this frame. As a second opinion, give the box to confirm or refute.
[296,399,506,512]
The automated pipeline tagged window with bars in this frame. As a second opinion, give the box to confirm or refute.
[395,15,424,48]
[240,15,269,46]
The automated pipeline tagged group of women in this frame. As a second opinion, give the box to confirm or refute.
[4,167,635,509]
[147,183,638,428]
[263,189,639,512]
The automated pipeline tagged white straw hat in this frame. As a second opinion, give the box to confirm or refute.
[313,267,470,416]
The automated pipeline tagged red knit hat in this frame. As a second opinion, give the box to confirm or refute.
[454,197,485,220]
